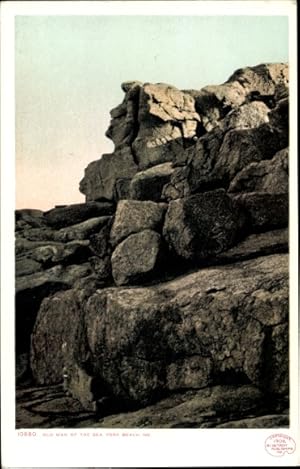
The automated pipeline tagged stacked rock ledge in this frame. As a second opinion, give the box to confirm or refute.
[16,62,289,429]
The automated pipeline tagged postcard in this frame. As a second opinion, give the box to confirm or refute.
[1,1,298,467]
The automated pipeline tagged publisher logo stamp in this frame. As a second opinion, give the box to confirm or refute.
[265,433,296,457]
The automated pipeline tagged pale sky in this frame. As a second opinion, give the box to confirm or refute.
[15,15,289,210]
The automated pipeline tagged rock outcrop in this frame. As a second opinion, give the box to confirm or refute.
[16,63,289,428]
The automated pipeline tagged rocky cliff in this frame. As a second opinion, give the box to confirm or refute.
[16,63,289,428]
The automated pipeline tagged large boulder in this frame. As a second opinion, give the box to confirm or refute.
[79,146,138,202]
[30,288,111,410]
[110,199,167,247]
[111,229,163,286]
[163,189,244,261]
[30,253,288,409]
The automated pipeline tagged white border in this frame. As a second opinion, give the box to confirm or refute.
[1,1,298,467]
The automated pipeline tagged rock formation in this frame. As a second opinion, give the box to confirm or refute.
[16,63,289,428]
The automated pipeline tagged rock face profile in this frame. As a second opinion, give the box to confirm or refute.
[16,63,289,429]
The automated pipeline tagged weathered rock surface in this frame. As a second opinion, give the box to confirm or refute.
[163,189,244,261]
[129,162,174,201]
[110,199,167,247]
[16,63,290,428]
[189,63,288,132]
[79,147,138,202]
[111,229,163,286]
[31,254,288,410]
[232,192,288,232]
[228,147,288,193]
[30,290,87,386]
[15,212,114,378]
[44,201,114,228]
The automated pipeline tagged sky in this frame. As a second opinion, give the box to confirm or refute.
[15,15,289,210]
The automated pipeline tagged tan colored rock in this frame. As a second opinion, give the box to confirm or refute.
[79,146,138,201]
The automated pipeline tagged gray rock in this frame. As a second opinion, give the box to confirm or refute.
[232,192,288,232]
[16,385,97,428]
[164,95,288,200]
[79,254,287,407]
[16,353,31,384]
[89,256,112,281]
[265,323,289,395]
[30,254,288,409]
[16,227,58,242]
[44,201,114,228]
[54,216,112,242]
[110,199,167,247]
[17,64,290,428]
[163,189,244,261]
[94,385,265,428]
[30,289,87,385]
[229,147,288,193]
[16,210,47,230]
[129,162,174,201]
[16,263,92,294]
[114,177,132,200]
[89,218,113,258]
[16,383,287,429]
[79,146,138,202]
[16,216,112,244]
[111,229,163,286]
[17,241,91,269]
[188,63,288,133]
[16,238,61,256]
[166,356,213,391]
[16,257,42,276]
[132,83,200,169]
